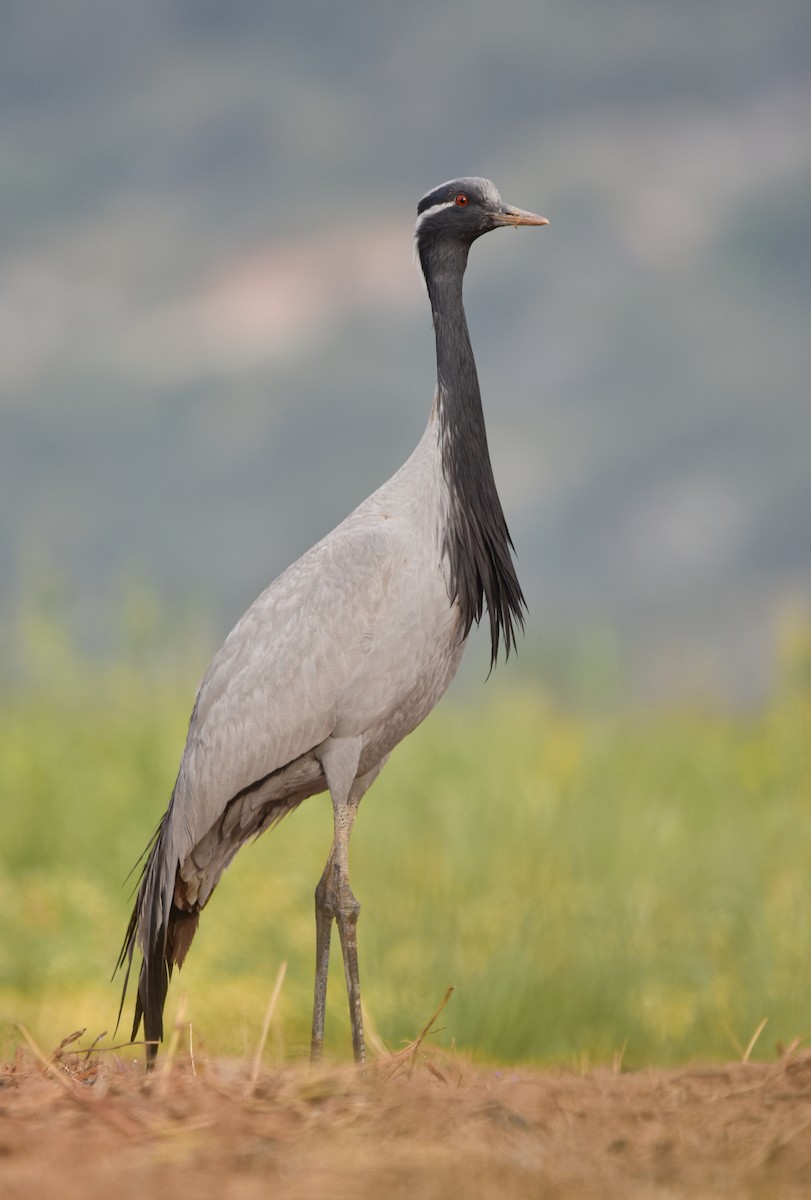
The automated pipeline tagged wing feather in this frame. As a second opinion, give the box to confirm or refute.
[168,518,402,862]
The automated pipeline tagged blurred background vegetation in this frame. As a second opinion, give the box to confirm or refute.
[1,595,810,1066]
[1,1,810,1064]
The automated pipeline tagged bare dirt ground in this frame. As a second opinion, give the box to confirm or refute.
[3,1042,811,1199]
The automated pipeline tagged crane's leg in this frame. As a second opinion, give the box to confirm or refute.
[311,740,384,1064]
[311,856,335,1061]
[311,794,363,1063]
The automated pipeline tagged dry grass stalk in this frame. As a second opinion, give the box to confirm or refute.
[360,1000,389,1058]
[15,1024,76,1093]
[382,985,455,1079]
[156,994,188,1097]
[247,959,288,1094]
[742,1017,768,1063]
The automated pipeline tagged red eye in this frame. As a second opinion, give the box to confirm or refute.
[455,193,469,207]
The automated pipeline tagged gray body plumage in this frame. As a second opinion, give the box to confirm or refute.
[151,421,461,918]
[119,177,547,1061]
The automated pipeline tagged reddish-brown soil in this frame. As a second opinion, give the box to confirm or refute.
[3,1045,811,1198]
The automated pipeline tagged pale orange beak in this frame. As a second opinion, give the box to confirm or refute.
[493,204,549,227]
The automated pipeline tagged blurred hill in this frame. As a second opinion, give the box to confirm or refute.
[1,0,809,700]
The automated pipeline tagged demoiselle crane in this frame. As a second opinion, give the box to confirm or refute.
[118,177,548,1065]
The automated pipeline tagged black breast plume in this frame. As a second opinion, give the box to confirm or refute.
[439,393,526,668]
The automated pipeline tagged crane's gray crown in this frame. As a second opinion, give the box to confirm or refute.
[415,177,505,243]
[417,176,503,216]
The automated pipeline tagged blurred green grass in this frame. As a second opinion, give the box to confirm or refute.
[1,604,810,1068]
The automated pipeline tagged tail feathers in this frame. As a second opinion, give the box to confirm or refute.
[116,815,201,1067]
[132,957,171,1067]
[145,909,199,1064]
[121,906,200,1065]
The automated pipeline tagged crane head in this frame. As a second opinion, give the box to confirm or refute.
[415,177,548,249]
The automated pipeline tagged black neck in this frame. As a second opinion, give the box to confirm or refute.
[421,240,525,666]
